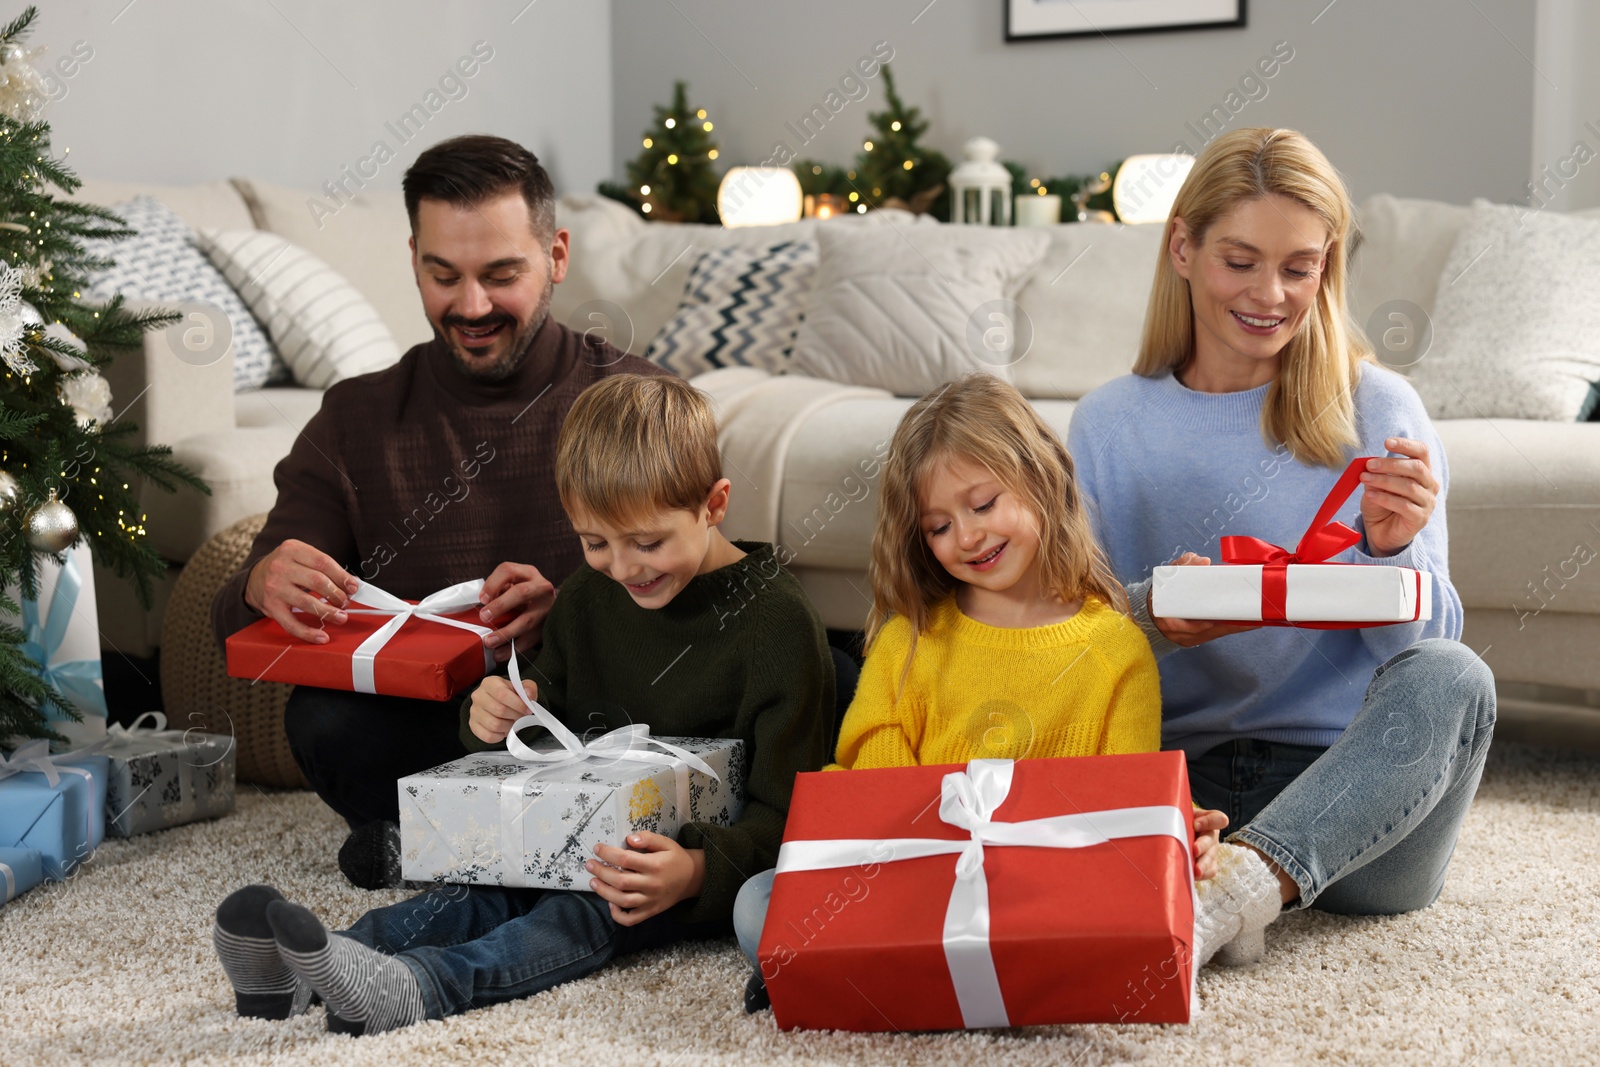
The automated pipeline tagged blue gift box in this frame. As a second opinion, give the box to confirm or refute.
[0,845,44,904]
[0,742,108,880]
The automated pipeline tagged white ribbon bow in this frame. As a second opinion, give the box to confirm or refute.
[775,759,1199,1028]
[491,644,721,887]
[338,579,495,695]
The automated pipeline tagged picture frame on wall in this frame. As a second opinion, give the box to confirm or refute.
[1005,0,1247,41]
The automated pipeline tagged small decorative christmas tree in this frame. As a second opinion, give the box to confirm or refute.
[852,65,951,219]
[0,7,207,743]
[598,80,721,224]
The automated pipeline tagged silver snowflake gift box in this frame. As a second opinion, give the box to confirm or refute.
[101,713,237,838]
[398,654,745,889]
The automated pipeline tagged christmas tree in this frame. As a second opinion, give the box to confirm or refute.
[598,80,721,223]
[851,65,951,219]
[0,7,207,743]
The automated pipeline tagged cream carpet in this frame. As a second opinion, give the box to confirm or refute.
[3,741,1597,1066]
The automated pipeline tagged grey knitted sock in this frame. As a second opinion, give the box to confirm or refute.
[212,885,313,1019]
[265,899,426,1034]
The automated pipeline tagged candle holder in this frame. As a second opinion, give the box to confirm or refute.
[803,193,850,220]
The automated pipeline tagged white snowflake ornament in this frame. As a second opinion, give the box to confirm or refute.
[0,261,38,375]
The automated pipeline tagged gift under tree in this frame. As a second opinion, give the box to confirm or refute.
[0,6,206,745]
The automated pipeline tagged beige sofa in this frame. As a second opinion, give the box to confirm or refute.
[77,177,1600,740]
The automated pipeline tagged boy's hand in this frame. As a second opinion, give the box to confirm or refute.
[1193,807,1228,881]
[586,833,705,926]
[467,675,537,744]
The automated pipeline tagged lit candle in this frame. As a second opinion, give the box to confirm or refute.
[1014,192,1061,227]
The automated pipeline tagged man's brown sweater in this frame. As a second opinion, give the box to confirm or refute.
[210,317,669,644]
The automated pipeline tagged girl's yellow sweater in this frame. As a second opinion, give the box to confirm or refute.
[834,596,1162,770]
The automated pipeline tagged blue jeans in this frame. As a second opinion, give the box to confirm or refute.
[342,884,716,1018]
[732,638,1496,964]
[1194,638,1496,914]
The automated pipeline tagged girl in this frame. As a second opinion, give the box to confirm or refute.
[733,374,1250,1014]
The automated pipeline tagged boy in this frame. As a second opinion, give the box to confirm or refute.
[209,374,836,1033]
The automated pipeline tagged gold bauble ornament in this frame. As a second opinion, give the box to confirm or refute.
[26,488,77,553]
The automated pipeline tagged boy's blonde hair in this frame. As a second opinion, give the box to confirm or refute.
[867,374,1126,669]
[1136,127,1371,469]
[556,374,723,525]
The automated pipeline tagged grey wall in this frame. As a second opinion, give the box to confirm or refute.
[1531,0,1600,213]
[37,0,612,197]
[611,0,1539,208]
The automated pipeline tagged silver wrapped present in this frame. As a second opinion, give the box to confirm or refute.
[101,713,237,838]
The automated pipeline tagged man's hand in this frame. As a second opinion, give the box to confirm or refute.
[478,562,556,662]
[1359,437,1439,557]
[1150,552,1263,648]
[244,539,360,644]
[586,833,705,926]
[467,675,537,745]
[1193,807,1228,881]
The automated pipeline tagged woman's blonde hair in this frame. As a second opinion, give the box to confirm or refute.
[1135,127,1372,469]
[866,374,1126,673]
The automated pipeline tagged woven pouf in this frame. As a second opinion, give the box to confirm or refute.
[160,513,307,789]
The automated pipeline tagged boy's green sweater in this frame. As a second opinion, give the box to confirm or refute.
[459,540,835,926]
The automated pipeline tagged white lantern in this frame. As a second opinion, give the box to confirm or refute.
[1112,154,1196,224]
[949,137,1013,226]
[717,167,804,227]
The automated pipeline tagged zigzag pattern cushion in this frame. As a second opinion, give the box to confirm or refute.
[646,240,817,377]
[85,197,283,391]
[196,229,402,389]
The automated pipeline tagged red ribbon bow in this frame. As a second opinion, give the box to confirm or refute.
[1218,457,1373,622]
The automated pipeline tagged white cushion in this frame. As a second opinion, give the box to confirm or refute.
[85,197,284,391]
[646,240,816,377]
[237,179,430,350]
[234,385,326,431]
[1408,201,1600,421]
[197,229,402,389]
[1011,222,1164,399]
[70,178,255,233]
[789,225,1048,395]
[1348,195,1473,370]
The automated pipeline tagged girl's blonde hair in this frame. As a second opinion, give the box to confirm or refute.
[866,374,1126,670]
[1135,127,1372,469]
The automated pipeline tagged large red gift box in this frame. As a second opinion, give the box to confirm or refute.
[760,753,1197,1031]
[224,580,496,702]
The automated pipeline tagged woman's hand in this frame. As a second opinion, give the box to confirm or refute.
[1359,437,1439,557]
[467,675,536,744]
[1150,552,1263,648]
[1193,806,1228,880]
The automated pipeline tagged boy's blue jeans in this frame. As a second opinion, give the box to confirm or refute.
[734,637,1496,966]
[342,885,714,1018]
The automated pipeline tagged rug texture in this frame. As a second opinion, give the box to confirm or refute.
[2,742,1596,1065]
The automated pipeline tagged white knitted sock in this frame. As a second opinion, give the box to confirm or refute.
[1211,843,1285,967]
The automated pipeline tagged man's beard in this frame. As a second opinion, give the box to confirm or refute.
[438,280,554,383]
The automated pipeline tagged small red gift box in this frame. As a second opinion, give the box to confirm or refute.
[760,753,1197,1032]
[225,580,496,702]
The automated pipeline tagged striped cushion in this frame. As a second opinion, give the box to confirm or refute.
[85,197,284,391]
[196,229,402,389]
[646,240,816,377]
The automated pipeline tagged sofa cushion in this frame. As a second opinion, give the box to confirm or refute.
[234,386,325,432]
[144,425,302,562]
[789,225,1049,395]
[85,197,284,391]
[1347,195,1472,371]
[1409,202,1600,421]
[1011,222,1164,399]
[1434,419,1600,615]
[646,239,816,377]
[70,178,255,233]
[197,229,402,388]
[235,179,431,351]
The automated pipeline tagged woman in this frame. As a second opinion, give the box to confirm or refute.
[1066,127,1495,961]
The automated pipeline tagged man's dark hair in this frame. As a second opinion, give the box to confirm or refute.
[402,134,556,238]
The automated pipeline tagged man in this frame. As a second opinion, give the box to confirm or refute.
[211,134,668,888]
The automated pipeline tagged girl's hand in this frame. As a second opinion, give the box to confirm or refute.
[1359,438,1439,557]
[587,834,706,926]
[1150,553,1262,648]
[1193,807,1228,880]
[467,675,536,744]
